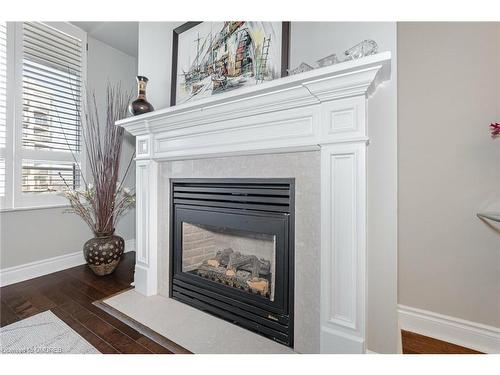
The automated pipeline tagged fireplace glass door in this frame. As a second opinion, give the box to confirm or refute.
[182,222,277,301]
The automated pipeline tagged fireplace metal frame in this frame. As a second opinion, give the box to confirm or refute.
[169,178,295,347]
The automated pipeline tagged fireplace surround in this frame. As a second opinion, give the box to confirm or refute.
[170,178,295,346]
[116,52,392,353]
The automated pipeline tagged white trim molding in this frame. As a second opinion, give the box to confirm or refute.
[320,142,367,353]
[116,52,391,153]
[118,52,392,353]
[0,239,136,287]
[398,304,500,354]
[134,159,159,296]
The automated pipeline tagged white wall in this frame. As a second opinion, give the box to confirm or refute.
[398,22,500,328]
[0,35,137,269]
[137,21,399,353]
[86,36,137,242]
[138,22,182,109]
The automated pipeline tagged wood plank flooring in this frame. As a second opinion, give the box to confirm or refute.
[0,252,173,354]
[1,251,482,354]
[401,330,482,354]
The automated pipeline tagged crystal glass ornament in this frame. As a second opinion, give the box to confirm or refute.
[288,62,314,76]
[316,53,339,67]
[343,40,378,61]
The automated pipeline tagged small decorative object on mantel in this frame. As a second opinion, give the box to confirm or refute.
[129,75,154,116]
[288,40,379,77]
[59,84,136,276]
[287,62,314,76]
[317,40,378,67]
[343,39,378,61]
[316,53,339,68]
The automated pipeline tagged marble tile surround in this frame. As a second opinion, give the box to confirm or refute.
[157,151,321,353]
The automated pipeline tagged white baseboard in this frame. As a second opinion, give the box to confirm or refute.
[0,238,136,287]
[125,239,135,255]
[398,304,500,354]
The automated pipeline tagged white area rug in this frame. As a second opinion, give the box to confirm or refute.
[0,311,99,354]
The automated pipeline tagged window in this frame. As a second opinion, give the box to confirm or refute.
[0,22,86,210]
[0,22,7,204]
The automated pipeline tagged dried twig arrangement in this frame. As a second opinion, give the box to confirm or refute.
[59,83,135,236]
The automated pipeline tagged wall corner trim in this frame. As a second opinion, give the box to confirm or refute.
[0,239,136,287]
[398,304,500,354]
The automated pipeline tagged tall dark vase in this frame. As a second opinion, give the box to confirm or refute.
[129,76,154,115]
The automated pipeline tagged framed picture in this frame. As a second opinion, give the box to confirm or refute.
[171,21,290,106]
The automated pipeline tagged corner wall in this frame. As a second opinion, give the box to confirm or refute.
[398,23,500,329]
[0,35,137,270]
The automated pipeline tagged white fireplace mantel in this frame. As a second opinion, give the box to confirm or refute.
[117,52,391,354]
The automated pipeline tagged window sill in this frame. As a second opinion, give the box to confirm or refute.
[0,203,71,213]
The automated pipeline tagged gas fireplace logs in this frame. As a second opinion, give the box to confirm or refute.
[196,248,271,297]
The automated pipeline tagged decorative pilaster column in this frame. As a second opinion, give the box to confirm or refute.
[134,134,158,296]
[320,141,367,353]
[303,74,372,354]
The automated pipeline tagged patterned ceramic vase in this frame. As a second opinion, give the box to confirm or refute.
[83,232,125,276]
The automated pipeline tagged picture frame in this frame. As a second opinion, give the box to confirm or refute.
[171,21,290,106]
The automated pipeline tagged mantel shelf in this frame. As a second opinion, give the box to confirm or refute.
[117,52,391,137]
[477,212,500,223]
[117,51,391,162]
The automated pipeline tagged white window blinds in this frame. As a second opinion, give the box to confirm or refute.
[0,22,7,198]
[21,22,83,193]
[0,22,86,208]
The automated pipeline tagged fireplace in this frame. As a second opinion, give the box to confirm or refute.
[119,53,392,352]
[170,178,295,347]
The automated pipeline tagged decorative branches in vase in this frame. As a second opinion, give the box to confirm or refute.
[59,84,135,276]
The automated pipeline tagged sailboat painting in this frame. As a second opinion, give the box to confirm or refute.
[171,22,289,105]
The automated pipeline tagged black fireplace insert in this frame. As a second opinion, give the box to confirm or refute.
[170,178,295,347]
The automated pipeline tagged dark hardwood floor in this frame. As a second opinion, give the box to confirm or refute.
[0,252,173,354]
[401,330,482,354]
[1,251,482,354]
